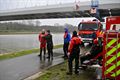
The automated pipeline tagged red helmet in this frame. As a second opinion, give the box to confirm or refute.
[94,39,98,44]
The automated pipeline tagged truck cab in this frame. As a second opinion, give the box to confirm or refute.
[78,20,101,45]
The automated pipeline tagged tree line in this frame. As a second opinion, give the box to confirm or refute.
[0,22,77,33]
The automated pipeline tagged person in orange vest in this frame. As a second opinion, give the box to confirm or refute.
[38,29,47,58]
[96,24,104,38]
[96,24,104,47]
[66,31,81,75]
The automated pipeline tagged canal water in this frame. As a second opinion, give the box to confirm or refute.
[0,33,63,54]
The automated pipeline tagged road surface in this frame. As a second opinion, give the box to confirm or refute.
[0,44,91,80]
[0,48,64,80]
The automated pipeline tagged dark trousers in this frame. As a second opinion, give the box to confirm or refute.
[40,48,46,57]
[63,42,69,57]
[47,44,53,58]
[68,52,79,73]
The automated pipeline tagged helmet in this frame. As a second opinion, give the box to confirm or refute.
[94,39,98,44]
[64,27,68,32]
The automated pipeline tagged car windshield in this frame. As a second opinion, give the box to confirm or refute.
[78,23,98,30]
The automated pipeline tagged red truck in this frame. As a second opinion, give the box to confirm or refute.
[102,16,120,80]
[78,20,102,45]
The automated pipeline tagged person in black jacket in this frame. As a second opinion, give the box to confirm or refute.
[45,30,53,60]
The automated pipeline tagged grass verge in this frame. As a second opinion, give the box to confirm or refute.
[34,61,95,80]
[0,44,63,61]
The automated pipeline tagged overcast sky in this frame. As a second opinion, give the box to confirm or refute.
[0,0,90,11]
[0,0,92,26]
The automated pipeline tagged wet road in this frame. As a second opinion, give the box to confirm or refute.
[0,48,64,80]
[0,44,91,80]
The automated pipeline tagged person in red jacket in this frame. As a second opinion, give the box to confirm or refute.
[67,31,81,75]
[38,29,47,58]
